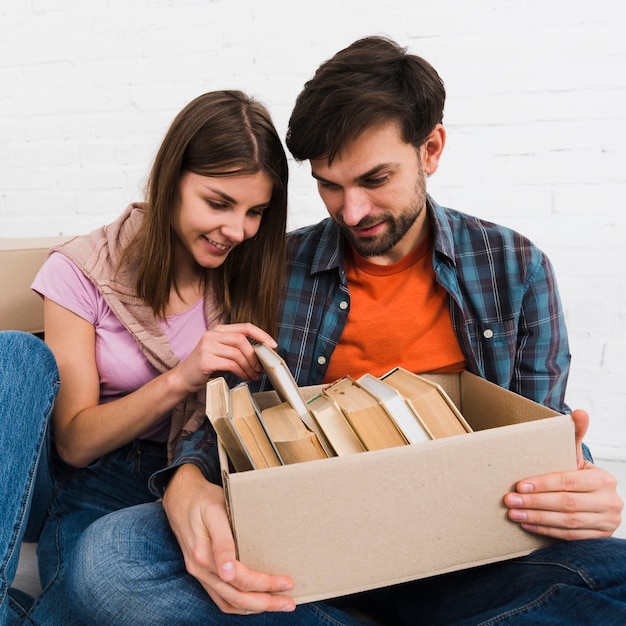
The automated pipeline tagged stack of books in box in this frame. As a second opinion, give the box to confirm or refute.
[206,343,473,471]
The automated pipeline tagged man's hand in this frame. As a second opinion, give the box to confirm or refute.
[504,409,623,539]
[162,464,296,615]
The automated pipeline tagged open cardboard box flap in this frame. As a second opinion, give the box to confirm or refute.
[219,371,576,604]
[0,237,72,333]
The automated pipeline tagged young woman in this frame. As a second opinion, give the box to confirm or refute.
[5,90,288,624]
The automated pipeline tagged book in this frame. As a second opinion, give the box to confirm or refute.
[253,342,335,456]
[261,401,328,464]
[229,382,283,469]
[356,373,431,444]
[322,376,408,451]
[381,367,472,438]
[205,377,254,472]
[307,393,366,456]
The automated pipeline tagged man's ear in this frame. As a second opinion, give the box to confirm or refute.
[421,124,446,175]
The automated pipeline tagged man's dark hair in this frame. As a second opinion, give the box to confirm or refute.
[286,36,446,163]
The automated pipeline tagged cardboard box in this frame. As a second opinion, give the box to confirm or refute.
[0,236,71,333]
[218,371,577,604]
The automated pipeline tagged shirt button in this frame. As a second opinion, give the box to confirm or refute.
[317,355,327,365]
[339,300,348,310]
[483,329,494,339]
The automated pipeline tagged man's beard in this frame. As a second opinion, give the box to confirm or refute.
[337,178,427,258]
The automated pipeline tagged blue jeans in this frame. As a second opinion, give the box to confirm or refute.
[68,500,626,625]
[15,438,168,626]
[2,329,169,625]
[0,332,59,626]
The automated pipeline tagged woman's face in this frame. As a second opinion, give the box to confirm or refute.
[172,170,273,270]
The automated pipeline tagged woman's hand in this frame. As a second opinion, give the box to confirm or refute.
[170,323,277,393]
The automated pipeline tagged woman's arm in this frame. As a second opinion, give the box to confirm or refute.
[45,298,192,466]
[44,298,276,468]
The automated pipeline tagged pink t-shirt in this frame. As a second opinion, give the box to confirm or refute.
[32,252,208,441]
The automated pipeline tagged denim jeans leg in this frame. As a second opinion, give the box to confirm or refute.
[68,501,364,626]
[23,419,54,544]
[331,537,626,625]
[25,440,168,626]
[478,538,626,625]
[0,331,59,626]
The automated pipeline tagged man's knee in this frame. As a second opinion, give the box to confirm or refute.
[68,503,182,621]
[525,537,626,590]
[69,503,173,585]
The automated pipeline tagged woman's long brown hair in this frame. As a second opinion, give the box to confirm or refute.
[122,90,288,335]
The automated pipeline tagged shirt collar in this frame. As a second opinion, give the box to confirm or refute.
[427,195,456,266]
[309,217,345,275]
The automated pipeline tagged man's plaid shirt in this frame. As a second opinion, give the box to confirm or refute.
[266,197,570,410]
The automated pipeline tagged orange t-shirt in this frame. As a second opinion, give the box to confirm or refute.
[323,232,467,383]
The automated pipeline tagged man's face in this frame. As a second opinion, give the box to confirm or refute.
[310,121,432,264]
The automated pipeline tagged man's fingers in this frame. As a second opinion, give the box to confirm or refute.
[202,563,295,615]
[514,464,614,496]
[504,464,623,538]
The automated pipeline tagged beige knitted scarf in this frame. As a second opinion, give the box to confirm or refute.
[51,203,220,463]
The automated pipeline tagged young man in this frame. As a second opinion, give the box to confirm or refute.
[68,37,626,625]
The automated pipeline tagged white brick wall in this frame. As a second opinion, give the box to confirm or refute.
[2,0,625,459]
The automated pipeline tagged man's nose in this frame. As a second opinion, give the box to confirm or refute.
[341,188,371,226]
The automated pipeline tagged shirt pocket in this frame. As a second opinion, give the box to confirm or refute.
[465,317,519,385]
